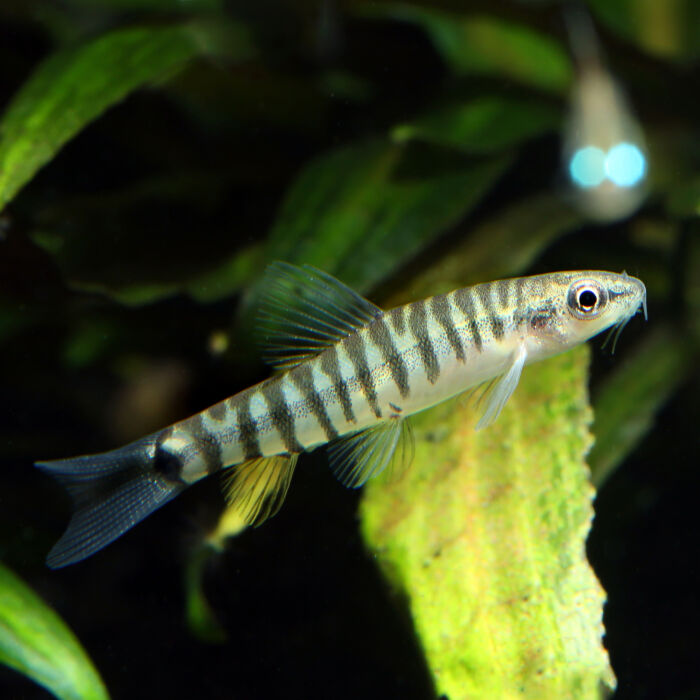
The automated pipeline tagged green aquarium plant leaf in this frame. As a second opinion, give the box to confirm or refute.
[359,4,572,94]
[185,242,264,303]
[57,241,263,306]
[385,193,585,306]
[360,346,615,699]
[589,325,693,488]
[265,139,511,294]
[183,546,228,644]
[0,561,109,700]
[392,97,561,154]
[80,137,509,306]
[587,0,700,62]
[666,175,700,218]
[0,24,203,213]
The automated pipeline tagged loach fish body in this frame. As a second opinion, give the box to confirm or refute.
[37,263,647,567]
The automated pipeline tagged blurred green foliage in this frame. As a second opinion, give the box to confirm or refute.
[0,562,108,699]
[0,25,203,212]
[392,96,561,153]
[589,325,694,488]
[0,0,697,697]
[588,0,700,61]
[263,140,511,292]
[361,4,574,93]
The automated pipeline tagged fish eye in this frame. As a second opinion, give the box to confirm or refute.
[567,281,607,319]
[578,288,598,311]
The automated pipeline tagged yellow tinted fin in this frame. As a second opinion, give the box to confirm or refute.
[222,454,299,528]
[328,419,414,488]
[475,344,527,430]
[257,261,382,370]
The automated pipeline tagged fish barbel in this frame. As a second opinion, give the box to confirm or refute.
[37,263,647,567]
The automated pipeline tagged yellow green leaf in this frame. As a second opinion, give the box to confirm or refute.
[0,561,109,700]
[360,345,615,699]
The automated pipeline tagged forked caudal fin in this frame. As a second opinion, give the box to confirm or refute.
[36,437,186,568]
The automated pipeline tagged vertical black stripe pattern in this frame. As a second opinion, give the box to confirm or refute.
[388,306,405,335]
[208,401,227,422]
[408,300,440,384]
[184,413,223,474]
[234,390,262,459]
[454,288,483,352]
[367,316,410,398]
[261,378,304,453]
[514,277,528,327]
[344,333,382,418]
[482,283,505,341]
[490,315,505,340]
[430,294,464,363]
[320,347,356,424]
[289,363,339,441]
[153,427,186,482]
[497,278,511,310]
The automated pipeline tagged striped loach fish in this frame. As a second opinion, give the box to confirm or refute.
[37,263,647,567]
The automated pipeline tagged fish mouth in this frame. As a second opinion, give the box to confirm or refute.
[604,274,647,353]
[621,271,648,321]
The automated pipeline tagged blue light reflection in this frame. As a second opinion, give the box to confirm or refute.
[605,142,646,187]
[569,146,606,187]
[569,142,646,189]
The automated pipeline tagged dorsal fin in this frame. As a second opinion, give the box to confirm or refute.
[257,262,382,370]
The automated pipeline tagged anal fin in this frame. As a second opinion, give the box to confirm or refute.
[328,419,414,488]
[222,454,298,529]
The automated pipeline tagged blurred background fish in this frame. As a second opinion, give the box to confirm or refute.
[563,6,648,221]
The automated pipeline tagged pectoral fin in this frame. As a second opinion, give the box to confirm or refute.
[475,344,527,430]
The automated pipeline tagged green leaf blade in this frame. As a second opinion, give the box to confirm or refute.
[0,25,201,212]
[588,0,700,62]
[0,561,109,700]
[360,5,572,94]
[360,346,615,698]
[590,325,693,487]
[266,139,511,293]
[393,97,561,154]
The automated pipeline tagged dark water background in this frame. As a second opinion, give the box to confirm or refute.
[0,1,698,698]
